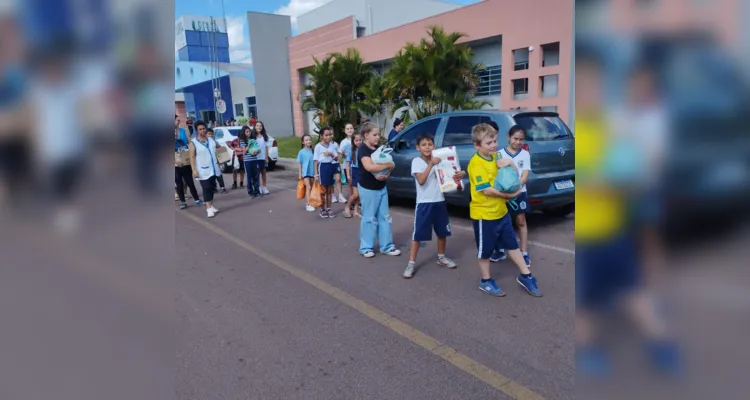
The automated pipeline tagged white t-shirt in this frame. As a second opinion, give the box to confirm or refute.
[411,157,445,204]
[314,142,339,164]
[499,147,531,192]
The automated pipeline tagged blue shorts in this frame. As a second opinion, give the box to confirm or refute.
[507,192,530,215]
[333,163,341,174]
[319,163,336,186]
[351,167,360,187]
[577,235,640,310]
[413,201,451,242]
[472,214,519,259]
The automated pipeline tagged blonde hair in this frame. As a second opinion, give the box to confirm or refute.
[471,123,498,145]
[359,122,379,136]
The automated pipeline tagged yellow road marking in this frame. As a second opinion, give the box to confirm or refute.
[181,211,547,400]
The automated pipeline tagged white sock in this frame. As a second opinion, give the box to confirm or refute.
[437,254,446,259]
[522,251,529,256]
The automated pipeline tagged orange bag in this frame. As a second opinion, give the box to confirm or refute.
[309,181,323,208]
[296,179,306,200]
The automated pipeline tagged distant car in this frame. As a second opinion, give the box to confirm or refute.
[212,127,279,172]
[386,110,575,216]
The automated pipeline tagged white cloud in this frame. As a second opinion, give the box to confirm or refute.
[274,0,334,30]
[226,15,252,63]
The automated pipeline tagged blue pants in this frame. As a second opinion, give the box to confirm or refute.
[358,185,395,254]
[244,160,261,195]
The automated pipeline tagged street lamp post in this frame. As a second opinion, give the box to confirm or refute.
[213,88,222,125]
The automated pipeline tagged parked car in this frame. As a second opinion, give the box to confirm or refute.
[386,110,575,216]
[212,127,279,172]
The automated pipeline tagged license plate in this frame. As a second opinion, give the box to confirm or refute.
[554,179,574,190]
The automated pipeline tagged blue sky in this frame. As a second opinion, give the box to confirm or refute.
[176,0,482,63]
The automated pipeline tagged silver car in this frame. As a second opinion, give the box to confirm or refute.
[386,110,575,216]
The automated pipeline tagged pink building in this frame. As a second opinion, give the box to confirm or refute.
[288,0,574,137]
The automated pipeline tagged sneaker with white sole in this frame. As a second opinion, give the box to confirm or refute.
[362,250,375,258]
[261,187,270,195]
[207,208,215,218]
[403,262,416,279]
[332,196,339,203]
[305,204,315,212]
[437,257,458,269]
[210,206,220,213]
[381,247,401,256]
[338,194,347,203]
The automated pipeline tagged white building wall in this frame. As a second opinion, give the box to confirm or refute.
[229,76,255,118]
[297,0,461,36]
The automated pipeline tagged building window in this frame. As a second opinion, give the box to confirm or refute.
[512,78,529,100]
[539,106,558,113]
[476,65,501,96]
[247,96,256,106]
[541,42,560,67]
[356,26,366,38]
[235,103,244,117]
[513,48,530,71]
[540,74,559,98]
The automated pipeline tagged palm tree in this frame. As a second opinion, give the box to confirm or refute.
[301,49,372,141]
[385,25,488,123]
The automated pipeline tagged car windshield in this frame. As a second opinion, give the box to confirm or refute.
[513,114,572,141]
[226,128,242,137]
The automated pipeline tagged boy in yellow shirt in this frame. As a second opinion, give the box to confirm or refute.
[467,123,541,297]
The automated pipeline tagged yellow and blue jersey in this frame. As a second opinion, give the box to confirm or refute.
[467,152,508,221]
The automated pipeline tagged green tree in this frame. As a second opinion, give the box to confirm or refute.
[301,49,372,141]
[385,25,490,124]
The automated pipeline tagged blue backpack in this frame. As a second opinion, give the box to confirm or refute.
[494,166,521,193]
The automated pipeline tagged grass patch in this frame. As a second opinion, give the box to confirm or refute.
[276,136,302,159]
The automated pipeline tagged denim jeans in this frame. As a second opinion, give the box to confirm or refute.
[244,160,261,195]
[358,184,395,253]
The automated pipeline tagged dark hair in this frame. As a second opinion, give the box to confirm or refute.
[301,134,312,149]
[175,114,178,119]
[253,120,269,142]
[487,121,499,133]
[207,128,214,134]
[508,125,526,138]
[393,118,403,128]
[194,120,207,130]
[416,134,434,146]
[240,125,252,142]
[318,126,332,143]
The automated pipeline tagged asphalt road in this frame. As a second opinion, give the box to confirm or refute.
[176,160,575,400]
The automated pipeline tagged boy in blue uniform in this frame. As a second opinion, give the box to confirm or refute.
[467,123,541,297]
[403,134,466,279]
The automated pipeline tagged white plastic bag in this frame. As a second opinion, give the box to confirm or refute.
[432,146,463,193]
[371,146,394,176]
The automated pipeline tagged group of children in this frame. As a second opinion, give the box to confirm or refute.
[296,120,541,298]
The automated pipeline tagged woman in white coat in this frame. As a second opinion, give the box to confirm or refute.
[189,121,223,218]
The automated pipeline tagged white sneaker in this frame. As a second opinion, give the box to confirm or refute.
[210,206,220,213]
[305,204,315,212]
[332,196,339,203]
[403,263,416,279]
[338,194,347,203]
[261,187,270,195]
[207,208,215,218]
[382,248,402,256]
[362,251,375,258]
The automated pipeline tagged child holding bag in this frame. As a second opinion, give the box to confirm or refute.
[297,134,316,212]
[313,127,339,218]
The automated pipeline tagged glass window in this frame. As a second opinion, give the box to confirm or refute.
[443,115,492,146]
[513,114,572,141]
[214,130,224,139]
[476,65,501,96]
[395,118,440,151]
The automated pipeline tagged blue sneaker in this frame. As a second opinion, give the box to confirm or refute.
[517,275,542,297]
[646,340,684,378]
[479,278,506,297]
[194,200,203,206]
[523,253,531,266]
[489,249,506,262]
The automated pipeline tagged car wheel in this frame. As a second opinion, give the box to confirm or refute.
[543,202,574,217]
[267,160,276,171]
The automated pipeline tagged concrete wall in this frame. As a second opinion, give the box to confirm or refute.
[289,0,574,136]
[229,76,255,119]
[298,0,366,35]
[248,12,294,137]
